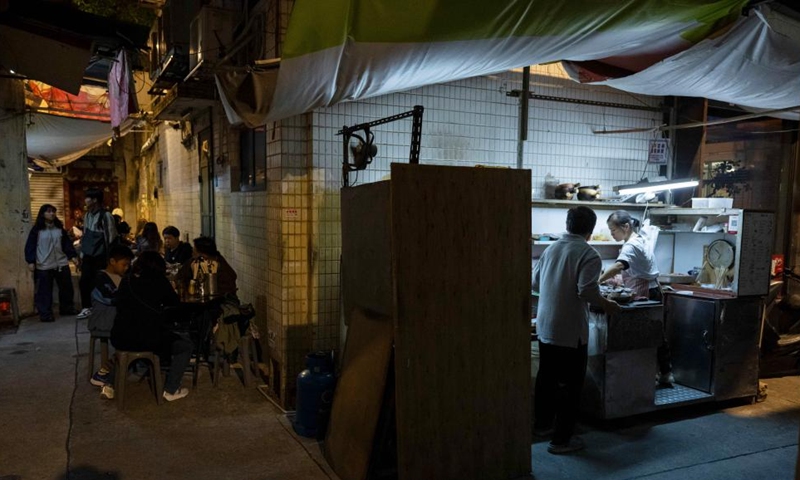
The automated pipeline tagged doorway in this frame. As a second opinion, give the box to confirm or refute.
[198,126,215,238]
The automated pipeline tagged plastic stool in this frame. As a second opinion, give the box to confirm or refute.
[0,288,21,326]
[114,350,164,410]
[213,335,258,387]
[87,335,110,382]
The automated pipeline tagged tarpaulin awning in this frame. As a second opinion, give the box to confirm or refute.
[563,6,800,111]
[216,67,279,128]
[265,0,747,121]
[26,113,111,167]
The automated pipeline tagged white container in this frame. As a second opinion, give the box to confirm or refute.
[691,198,709,208]
[707,197,733,209]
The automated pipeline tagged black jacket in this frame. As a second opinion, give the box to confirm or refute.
[110,273,179,353]
[24,225,78,265]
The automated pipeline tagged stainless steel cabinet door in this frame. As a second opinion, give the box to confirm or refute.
[666,295,716,392]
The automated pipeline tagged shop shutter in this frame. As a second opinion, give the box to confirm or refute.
[29,173,65,221]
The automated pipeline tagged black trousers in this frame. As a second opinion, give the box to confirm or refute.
[34,266,75,321]
[79,255,107,309]
[534,340,588,445]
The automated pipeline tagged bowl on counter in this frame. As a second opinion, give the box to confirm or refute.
[607,291,633,304]
[658,274,696,285]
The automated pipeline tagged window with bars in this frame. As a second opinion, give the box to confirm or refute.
[239,126,267,191]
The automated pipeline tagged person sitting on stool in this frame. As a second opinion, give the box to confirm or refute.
[109,252,193,402]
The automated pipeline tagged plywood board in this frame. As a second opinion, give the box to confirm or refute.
[341,181,393,318]
[324,307,394,480]
[391,164,532,480]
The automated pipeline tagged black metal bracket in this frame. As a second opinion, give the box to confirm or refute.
[337,105,424,187]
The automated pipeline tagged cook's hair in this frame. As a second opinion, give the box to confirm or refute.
[608,210,640,232]
[566,206,597,236]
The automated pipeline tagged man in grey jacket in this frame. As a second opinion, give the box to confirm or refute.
[77,188,118,319]
[532,206,620,454]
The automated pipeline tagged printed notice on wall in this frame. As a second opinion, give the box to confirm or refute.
[647,139,669,164]
[283,208,299,220]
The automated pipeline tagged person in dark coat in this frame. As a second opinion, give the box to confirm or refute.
[162,226,193,265]
[110,252,193,402]
[176,236,238,297]
[24,204,78,321]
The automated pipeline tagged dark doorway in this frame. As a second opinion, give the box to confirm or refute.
[198,127,215,238]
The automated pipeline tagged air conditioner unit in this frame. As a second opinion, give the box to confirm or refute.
[189,6,235,73]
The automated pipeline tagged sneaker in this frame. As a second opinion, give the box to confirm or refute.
[100,385,115,400]
[76,308,92,319]
[162,387,190,402]
[533,426,555,437]
[656,372,675,387]
[90,371,110,387]
[548,436,585,455]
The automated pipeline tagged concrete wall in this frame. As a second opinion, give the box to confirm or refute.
[0,78,33,315]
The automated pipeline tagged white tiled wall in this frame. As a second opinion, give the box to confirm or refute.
[152,124,202,241]
[310,66,666,362]
[313,63,664,196]
[147,60,666,408]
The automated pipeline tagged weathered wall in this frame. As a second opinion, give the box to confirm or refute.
[0,78,33,314]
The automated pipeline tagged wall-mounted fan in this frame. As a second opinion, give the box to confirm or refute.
[348,130,377,170]
[338,105,425,187]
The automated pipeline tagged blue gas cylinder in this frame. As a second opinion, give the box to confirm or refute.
[294,351,336,438]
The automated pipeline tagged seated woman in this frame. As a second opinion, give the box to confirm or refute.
[135,222,164,256]
[175,237,239,358]
[110,251,193,402]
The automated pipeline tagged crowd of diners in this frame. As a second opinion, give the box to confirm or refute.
[25,188,245,402]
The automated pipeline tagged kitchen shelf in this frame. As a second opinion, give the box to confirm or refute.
[533,240,623,245]
[649,207,741,217]
[659,230,729,234]
[532,199,666,209]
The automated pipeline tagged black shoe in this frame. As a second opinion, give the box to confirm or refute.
[60,308,78,316]
[40,317,55,323]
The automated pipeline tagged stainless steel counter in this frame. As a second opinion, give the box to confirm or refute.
[582,302,664,419]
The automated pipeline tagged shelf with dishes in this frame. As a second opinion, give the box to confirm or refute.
[532,239,623,246]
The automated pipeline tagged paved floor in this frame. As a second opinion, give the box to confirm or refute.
[0,316,798,480]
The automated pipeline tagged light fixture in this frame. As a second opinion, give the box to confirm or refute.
[614,178,699,195]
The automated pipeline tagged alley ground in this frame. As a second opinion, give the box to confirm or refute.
[0,315,797,480]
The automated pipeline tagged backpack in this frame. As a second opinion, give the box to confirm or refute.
[81,211,110,258]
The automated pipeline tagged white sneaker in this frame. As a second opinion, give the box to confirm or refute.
[162,387,189,402]
[100,385,115,400]
[76,308,92,319]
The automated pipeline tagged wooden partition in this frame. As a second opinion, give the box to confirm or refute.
[329,164,532,480]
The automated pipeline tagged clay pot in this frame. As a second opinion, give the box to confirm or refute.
[555,183,580,200]
[577,185,601,201]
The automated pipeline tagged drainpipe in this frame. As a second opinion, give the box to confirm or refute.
[517,66,530,170]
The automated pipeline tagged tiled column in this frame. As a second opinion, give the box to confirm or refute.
[266,113,314,407]
[0,78,33,313]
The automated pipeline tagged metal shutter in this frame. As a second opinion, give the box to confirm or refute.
[29,173,65,221]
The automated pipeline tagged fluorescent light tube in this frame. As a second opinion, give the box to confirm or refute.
[615,179,699,195]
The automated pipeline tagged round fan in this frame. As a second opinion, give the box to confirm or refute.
[349,131,378,170]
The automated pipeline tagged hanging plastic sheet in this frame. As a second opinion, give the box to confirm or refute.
[563,6,800,111]
[26,113,111,167]
[266,0,746,120]
[215,67,279,128]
